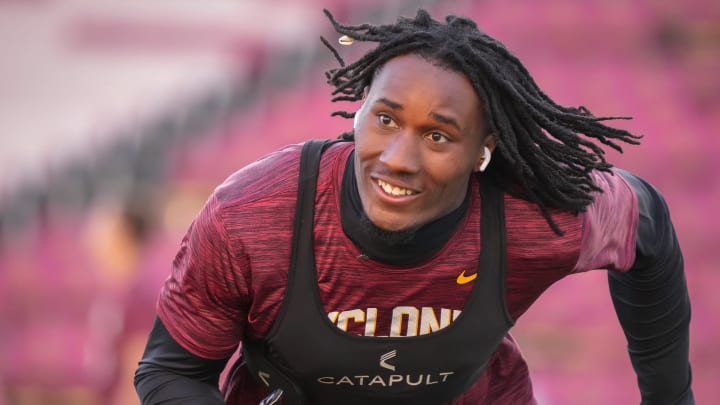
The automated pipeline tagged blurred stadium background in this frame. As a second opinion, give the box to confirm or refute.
[0,0,717,404]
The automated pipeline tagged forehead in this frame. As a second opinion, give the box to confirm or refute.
[372,53,474,90]
[367,54,482,128]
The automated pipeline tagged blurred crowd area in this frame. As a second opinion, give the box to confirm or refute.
[0,0,718,404]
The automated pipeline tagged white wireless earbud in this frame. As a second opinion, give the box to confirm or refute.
[478,146,492,172]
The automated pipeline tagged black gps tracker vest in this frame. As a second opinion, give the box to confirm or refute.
[243,140,513,405]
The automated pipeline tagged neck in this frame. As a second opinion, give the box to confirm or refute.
[340,152,469,266]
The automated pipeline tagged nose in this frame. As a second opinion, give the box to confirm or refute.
[379,132,421,174]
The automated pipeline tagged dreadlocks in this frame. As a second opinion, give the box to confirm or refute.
[320,9,642,235]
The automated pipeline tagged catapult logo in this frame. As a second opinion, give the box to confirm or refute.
[379,350,397,371]
[316,349,455,388]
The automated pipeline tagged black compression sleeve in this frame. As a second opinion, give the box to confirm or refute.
[134,316,230,405]
[609,170,694,404]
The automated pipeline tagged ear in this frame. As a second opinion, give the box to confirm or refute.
[474,134,497,173]
[485,134,497,153]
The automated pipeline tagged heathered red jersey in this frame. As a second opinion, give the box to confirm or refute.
[158,141,637,404]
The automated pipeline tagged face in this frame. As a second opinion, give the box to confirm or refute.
[353,53,492,231]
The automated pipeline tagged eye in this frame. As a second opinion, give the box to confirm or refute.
[377,113,399,128]
[425,131,450,144]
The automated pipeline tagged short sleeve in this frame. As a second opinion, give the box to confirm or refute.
[572,169,639,273]
[157,193,249,359]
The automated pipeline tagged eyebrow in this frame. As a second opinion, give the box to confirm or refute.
[376,97,403,110]
[375,97,462,132]
[429,112,461,132]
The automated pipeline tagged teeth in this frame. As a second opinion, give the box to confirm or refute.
[377,179,416,196]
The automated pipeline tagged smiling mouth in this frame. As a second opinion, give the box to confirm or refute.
[376,179,418,197]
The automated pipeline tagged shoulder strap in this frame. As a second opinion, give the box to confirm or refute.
[242,139,336,405]
[288,139,333,286]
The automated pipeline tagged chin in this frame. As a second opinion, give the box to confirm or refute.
[366,212,414,232]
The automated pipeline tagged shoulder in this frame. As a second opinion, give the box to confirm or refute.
[589,169,638,206]
[573,169,639,272]
[212,140,353,208]
[203,140,353,237]
[581,169,639,246]
[213,143,304,208]
[585,168,639,238]
[187,143,305,249]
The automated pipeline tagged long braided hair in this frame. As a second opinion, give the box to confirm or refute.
[320,9,642,234]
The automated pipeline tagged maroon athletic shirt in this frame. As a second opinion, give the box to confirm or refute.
[158,141,637,404]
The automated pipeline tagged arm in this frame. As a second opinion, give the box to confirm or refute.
[134,317,228,404]
[609,170,694,404]
[134,191,250,404]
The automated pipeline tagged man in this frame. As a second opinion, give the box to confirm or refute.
[135,9,693,404]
